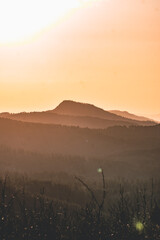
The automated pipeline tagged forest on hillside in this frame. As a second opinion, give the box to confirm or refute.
[0,117,160,239]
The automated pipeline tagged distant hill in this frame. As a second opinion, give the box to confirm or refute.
[109,110,153,122]
[0,112,136,129]
[52,100,124,120]
[0,100,155,128]
[53,100,153,122]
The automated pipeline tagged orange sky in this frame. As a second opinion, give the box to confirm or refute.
[0,0,160,114]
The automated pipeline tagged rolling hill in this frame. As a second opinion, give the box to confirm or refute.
[0,100,155,128]
[0,117,159,178]
[52,100,155,124]
[0,117,159,157]
[109,110,153,122]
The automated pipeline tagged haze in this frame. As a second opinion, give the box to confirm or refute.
[0,0,160,115]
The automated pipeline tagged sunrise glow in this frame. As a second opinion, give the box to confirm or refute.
[0,0,160,116]
[0,1,160,238]
[0,0,97,44]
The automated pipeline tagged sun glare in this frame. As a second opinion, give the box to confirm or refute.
[0,0,97,44]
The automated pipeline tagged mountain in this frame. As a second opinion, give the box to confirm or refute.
[109,110,153,122]
[0,100,155,128]
[50,100,156,126]
[52,100,125,120]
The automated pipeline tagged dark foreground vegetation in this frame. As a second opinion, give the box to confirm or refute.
[0,174,160,240]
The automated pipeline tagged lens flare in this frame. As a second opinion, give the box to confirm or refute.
[135,222,144,232]
[97,168,102,173]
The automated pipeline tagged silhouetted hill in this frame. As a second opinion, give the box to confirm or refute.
[53,100,150,122]
[52,100,155,126]
[109,110,153,122]
[0,118,159,158]
[0,118,127,157]
[0,101,155,128]
[0,145,160,178]
[0,118,159,178]
[0,112,148,129]
[53,100,119,119]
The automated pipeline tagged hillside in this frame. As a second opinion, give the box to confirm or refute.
[53,100,124,120]
[0,101,155,128]
[0,118,160,178]
[53,100,154,124]
[0,112,145,129]
[0,118,159,158]
[109,110,153,122]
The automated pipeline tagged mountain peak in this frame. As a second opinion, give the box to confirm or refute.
[55,100,101,112]
[53,100,128,121]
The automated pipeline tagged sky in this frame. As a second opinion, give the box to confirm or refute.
[0,0,160,114]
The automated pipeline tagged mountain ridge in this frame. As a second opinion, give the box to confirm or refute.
[0,100,156,128]
[109,110,152,122]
